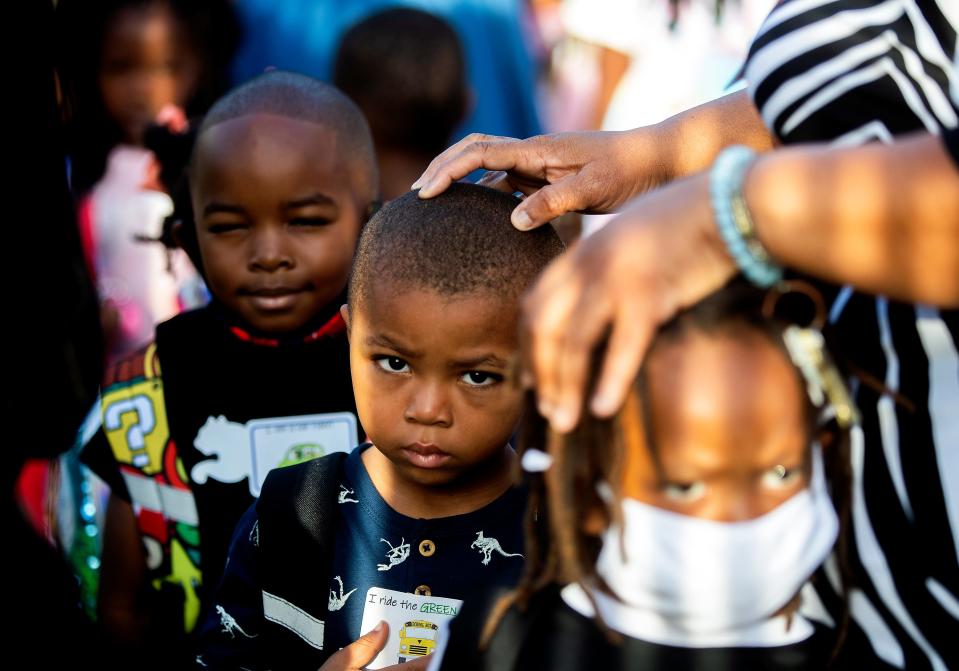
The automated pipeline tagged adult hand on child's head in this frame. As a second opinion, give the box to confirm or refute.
[412,131,663,230]
[317,621,432,671]
[522,172,737,433]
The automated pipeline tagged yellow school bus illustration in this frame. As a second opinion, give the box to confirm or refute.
[398,620,438,661]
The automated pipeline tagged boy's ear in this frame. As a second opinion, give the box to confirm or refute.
[340,304,351,338]
[171,219,204,275]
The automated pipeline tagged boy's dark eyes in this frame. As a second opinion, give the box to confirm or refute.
[375,356,410,374]
[372,357,502,388]
[289,217,332,228]
[207,222,245,234]
[461,371,501,387]
[205,218,330,234]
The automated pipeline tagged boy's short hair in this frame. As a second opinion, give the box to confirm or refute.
[348,183,564,308]
[333,8,467,157]
[173,71,378,268]
[195,70,378,202]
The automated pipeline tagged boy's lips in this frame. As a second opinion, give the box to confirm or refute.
[402,443,452,469]
[242,285,309,311]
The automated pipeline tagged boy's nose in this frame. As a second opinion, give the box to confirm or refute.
[249,228,294,271]
[404,382,452,427]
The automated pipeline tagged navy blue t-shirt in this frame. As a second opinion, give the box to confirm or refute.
[324,445,527,649]
[196,445,526,668]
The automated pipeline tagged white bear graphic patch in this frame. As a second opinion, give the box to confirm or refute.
[189,412,358,495]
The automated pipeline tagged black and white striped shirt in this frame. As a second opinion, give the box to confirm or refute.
[744,2,958,668]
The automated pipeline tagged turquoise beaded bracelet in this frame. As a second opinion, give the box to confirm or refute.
[710,145,783,287]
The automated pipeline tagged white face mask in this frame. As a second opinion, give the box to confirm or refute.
[594,445,838,635]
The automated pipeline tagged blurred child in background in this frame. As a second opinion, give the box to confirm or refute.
[334,8,468,202]
[57,0,239,359]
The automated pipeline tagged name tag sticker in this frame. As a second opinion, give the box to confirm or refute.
[248,412,357,495]
[358,587,463,668]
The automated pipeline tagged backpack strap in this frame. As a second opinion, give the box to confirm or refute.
[255,451,349,668]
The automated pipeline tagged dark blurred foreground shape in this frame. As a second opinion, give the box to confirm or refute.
[5,0,103,664]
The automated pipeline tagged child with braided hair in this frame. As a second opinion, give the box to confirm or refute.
[434,278,858,671]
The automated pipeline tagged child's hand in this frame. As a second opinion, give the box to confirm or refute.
[317,622,432,671]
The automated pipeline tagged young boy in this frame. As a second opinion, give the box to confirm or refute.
[194,184,565,670]
[80,71,378,668]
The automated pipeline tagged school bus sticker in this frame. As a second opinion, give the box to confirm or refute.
[359,587,463,669]
[398,620,439,661]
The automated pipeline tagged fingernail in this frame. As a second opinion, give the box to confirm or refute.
[512,209,533,230]
[537,399,552,419]
[411,178,423,190]
[590,393,618,417]
[551,406,576,433]
[373,621,384,634]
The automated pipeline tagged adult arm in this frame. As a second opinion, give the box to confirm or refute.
[414,90,774,229]
[523,131,959,431]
